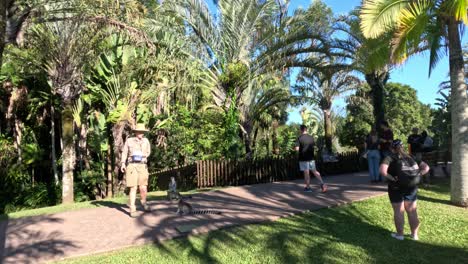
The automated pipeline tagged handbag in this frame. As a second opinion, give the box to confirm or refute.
[361,150,369,159]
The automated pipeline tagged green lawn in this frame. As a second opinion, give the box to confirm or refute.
[1,188,214,220]
[59,179,468,264]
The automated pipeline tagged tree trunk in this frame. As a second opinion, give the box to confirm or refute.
[0,0,7,69]
[106,141,113,198]
[13,117,22,163]
[252,127,259,154]
[365,70,389,129]
[241,121,253,159]
[112,121,126,194]
[272,120,279,155]
[79,122,90,170]
[51,104,59,185]
[447,19,468,207]
[265,132,270,155]
[61,104,75,204]
[323,109,332,154]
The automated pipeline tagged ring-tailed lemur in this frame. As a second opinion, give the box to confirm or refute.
[167,177,182,200]
[176,198,222,215]
[167,177,192,201]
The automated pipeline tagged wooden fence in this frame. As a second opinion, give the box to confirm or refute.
[149,163,197,191]
[196,156,300,188]
[149,151,363,190]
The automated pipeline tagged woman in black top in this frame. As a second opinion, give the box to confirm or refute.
[379,140,430,241]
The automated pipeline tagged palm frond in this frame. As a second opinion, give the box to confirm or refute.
[391,0,433,64]
[71,97,83,126]
[360,0,408,39]
[442,0,468,25]
[426,16,446,76]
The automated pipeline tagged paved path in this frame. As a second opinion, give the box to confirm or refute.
[0,172,388,263]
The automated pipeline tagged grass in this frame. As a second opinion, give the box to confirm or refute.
[59,179,468,264]
[0,188,217,220]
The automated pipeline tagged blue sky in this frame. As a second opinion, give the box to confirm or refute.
[286,0,467,123]
[206,0,466,122]
[288,0,459,106]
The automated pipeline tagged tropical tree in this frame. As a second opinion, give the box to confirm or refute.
[431,90,451,150]
[340,82,432,148]
[171,0,291,158]
[384,82,432,139]
[0,0,75,69]
[340,84,374,148]
[30,17,103,203]
[360,0,468,206]
[334,10,393,128]
[300,106,322,135]
[0,0,29,68]
[295,67,360,153]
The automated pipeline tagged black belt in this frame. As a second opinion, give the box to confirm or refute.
[128,161,146,164]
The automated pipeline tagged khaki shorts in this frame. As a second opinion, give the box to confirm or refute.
[126,163,149,187]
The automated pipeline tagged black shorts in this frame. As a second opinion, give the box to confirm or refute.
[388,184,418,203]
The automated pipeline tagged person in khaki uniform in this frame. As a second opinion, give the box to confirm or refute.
[121,124,151,217]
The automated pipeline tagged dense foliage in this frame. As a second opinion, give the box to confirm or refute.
[340,83,432,149]
[0,0,461,212]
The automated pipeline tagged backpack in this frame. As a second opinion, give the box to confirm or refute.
[395,156,421,187]
[422,137,434,152]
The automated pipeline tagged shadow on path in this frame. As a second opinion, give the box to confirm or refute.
[0,215,78,264]
[90,200,129,216]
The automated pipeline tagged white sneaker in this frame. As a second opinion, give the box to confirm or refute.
[410,234,419,241]
[391,233,404,240]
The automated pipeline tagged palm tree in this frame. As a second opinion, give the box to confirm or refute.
[360,0,468,206]
[0,0,29,68]
[0,0,74,68]
[245,77,291,156]
[334,10,393,129]
[296,67,360,153]
[171,0,290,158]
[31,17,103,204]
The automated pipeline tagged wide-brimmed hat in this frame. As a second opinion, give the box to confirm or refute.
[133,123,149,132]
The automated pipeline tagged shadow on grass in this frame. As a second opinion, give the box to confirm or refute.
[417,195,452,205]
[151,203,467,263]
[0,215,78,263]
[140,176,467,264]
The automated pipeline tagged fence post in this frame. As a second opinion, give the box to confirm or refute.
[196,161,200,188]
[215,160,222,186]
[201,160,207,188]
[209,160,213,187]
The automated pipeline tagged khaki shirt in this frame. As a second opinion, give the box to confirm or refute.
[121,137,151,165]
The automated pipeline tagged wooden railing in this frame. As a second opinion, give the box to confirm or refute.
[196,157,299,188]
[149,151,363,190]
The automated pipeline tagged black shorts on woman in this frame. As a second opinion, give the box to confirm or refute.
[388,183,417,203]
